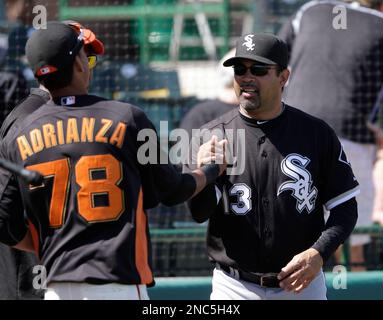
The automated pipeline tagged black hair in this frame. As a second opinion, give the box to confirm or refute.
[37,63,74,91]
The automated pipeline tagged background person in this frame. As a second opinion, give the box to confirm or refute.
[278,0,383,270]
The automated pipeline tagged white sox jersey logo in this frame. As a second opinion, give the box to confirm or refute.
[277,153,318,213]
[242,35,255,51]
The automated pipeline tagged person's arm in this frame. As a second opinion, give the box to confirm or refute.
[368,122,383,224]
[278,198,357,293]
[372,150,383,223]
[12,230,35,252]
[311,198,358,261]
[156,162,225,207]
[0,171,30,250]
[185,135,226,223]
[278,123,359,293]
[158,135,226,206]
[187,184,220,223]
[134,108,226,208]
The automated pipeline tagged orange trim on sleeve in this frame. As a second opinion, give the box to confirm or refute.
[135,188,153,284]
[28,220,40,257]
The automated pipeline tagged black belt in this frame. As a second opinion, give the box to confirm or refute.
[216,263,280,288]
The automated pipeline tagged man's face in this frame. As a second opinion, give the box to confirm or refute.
[233,59,284,113]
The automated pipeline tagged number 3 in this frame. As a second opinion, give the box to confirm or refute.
[229,183,252,215]
[27,154,123,228]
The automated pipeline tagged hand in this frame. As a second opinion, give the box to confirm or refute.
[373,216,383,226]
[367,121,383,150]
[197,135,227,174]
[277,248,323,294]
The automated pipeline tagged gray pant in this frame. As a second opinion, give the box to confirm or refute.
[210,268,327,300]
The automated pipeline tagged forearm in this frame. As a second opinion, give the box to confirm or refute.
[311,198,358,262]
[160,164,221,206]
[187,183,218,223]
[373,150,383,221]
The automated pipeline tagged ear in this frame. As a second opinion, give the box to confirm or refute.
[74,55,85,73]
[280,68,290,87]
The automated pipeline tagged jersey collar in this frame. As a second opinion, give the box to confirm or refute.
[50,94,104,107]
[239,102,286,128]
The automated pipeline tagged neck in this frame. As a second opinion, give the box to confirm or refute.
[50,86,88,98]
[239,101,284,120]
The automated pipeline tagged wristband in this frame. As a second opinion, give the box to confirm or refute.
[200,164,220,185]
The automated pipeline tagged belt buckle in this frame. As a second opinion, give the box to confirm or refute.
[260,275,268,287]
[259,273,278,288]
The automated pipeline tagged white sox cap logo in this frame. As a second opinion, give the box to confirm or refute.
[242,34,255,51]
[277,153,318,213]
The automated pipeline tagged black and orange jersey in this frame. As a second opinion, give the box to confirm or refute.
[0,94,192,285]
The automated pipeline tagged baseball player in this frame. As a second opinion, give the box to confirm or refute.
[186,33,359,300]
[0,21,226,300]
[0,21,104,300]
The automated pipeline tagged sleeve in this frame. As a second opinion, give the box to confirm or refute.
[320,125,360,210]
[0,167,27,246]
[133,108,197,208]
[311,197,357,262]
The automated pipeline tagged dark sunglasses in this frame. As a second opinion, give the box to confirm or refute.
[233,64,277,77]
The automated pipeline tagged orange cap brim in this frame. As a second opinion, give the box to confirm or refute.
[64,20,105,55]
[83,28,105,55]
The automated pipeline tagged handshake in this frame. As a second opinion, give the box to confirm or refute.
[197,135,228,175]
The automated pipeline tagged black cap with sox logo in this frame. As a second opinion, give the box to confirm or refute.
[223,33,288,69]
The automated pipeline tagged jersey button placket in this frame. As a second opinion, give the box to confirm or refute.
[264,226,272,238]
[261,151,267,158]
[262,198,269,207]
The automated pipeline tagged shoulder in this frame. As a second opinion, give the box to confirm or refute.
[285,104,336,136]
[0,89,50,139]
[88,95,155,131]
[89,95,147,118]
[292,0,383,33]
[200,108,239,130]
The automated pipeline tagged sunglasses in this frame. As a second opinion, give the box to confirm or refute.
[233,64,277,77]
[87,55,97,69]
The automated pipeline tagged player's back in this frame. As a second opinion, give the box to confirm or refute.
[281,0,383,143]
[2,94,156,285]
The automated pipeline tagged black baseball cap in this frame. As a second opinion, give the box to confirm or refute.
[26,21,104,78]
[223,33,288,69]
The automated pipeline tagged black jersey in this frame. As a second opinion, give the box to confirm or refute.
[187,105,359,273]
[0,88,50,139]
[0,88,49,300]
[278,0,383,143]
[0,94,193,285]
